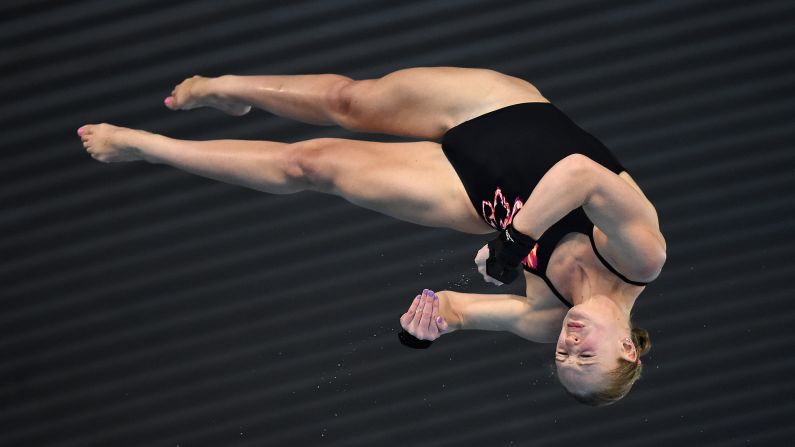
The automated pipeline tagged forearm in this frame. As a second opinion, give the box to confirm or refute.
[511,154,595,239]
[509,154,665,279]
[436,290,526,333]
[214,74,353,125]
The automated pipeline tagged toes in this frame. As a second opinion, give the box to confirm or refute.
[78,126,96,141]
[164,96,175,109]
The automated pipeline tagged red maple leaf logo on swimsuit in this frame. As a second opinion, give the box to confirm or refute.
[482,187,539,270]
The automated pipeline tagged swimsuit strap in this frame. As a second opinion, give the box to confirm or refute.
[588,231,649,287]
[524,268,574,308]
[544,274,574,308]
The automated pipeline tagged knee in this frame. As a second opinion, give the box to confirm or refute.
[327,78,369,129]
[286,139,338,192]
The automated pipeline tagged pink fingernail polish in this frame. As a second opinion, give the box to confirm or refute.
[437,316,443,324]
[77,127,84,136]
[164,97,173,106]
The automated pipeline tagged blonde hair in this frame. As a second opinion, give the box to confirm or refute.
[565,326,651,407]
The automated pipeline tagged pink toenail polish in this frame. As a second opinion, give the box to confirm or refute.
[77,127,84,136]
[164,97,173,106]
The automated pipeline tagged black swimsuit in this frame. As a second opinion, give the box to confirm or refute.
[441,102,648,308]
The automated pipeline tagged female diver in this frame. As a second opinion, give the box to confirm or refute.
[77,67,666,406]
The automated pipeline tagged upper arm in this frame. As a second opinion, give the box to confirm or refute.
[579,156,667,281]
[510,305,567,343]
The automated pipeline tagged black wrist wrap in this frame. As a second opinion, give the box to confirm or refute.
[398,329,433,349]
[486,224,538,284]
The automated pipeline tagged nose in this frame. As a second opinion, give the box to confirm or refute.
[566,333,580,345]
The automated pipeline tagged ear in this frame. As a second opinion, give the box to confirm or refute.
[619,337,638,363]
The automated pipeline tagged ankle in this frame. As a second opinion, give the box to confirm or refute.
[211,75,239,101]
[116,128,152,162]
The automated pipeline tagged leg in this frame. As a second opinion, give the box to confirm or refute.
[78,123,493,234]
[166,67,548,140]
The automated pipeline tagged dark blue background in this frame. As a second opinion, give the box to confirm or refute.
[2,1,794,445]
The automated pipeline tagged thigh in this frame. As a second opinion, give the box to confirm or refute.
[302,138,494,234]
[338,67,549,140]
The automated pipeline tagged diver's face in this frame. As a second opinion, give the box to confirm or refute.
[554,297,633,394]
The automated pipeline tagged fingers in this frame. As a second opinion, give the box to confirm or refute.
[428,292,449,333]
[401,293,426,331]
[436,315,449,333]
[399,289,452,340]
[400,295,421,328]
[427,293,440,338]
[483,273,504,286]
[475,244,490,263]
[475,243,504,286]
[476,260,504,285]
[418,290,434,329]
[411,290,428,327]
[403,289,437,340]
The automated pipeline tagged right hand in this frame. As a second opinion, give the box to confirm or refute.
[475,244,505,286]
[399,289,450,341]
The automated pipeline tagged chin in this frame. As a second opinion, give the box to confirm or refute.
[565,305,592,321]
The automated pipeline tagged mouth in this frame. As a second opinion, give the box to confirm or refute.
[566,321,585,330]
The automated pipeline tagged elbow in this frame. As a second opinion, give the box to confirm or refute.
[561,153,596,177]
[560,153,601,194]
[652,248,667,279]
[640,247,667,282]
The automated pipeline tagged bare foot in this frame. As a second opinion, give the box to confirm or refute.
[164,75,251,116]
[78,123,144,163]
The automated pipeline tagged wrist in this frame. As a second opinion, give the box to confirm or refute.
[506,223,537,248]
[509,216,542,241]
[436,290,462,331]
[493,224,537,266]
[485,224,538,284]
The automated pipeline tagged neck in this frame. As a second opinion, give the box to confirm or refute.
[576,266,639,315]
[580,293,634,325]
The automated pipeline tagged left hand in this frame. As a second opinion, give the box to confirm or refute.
[399,289,450,341]
[475,244,504,286]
